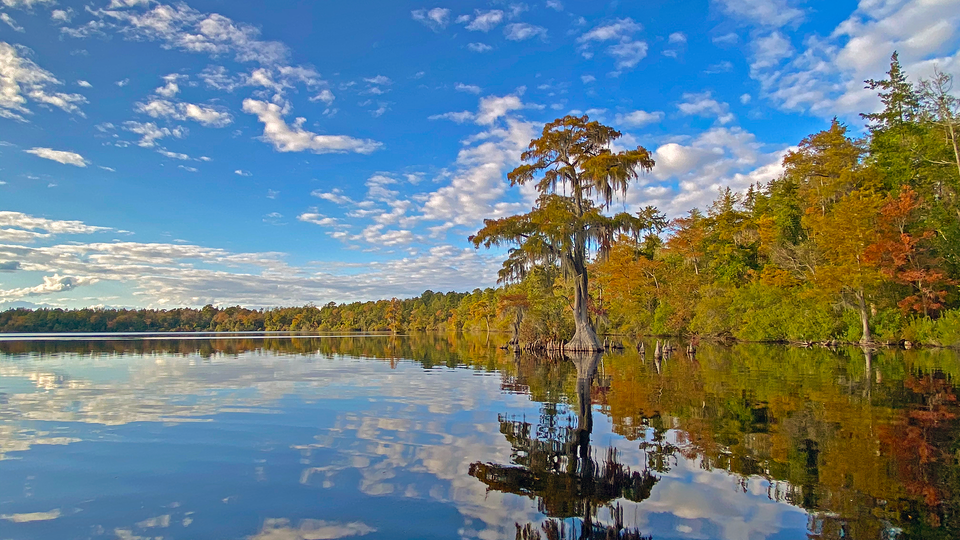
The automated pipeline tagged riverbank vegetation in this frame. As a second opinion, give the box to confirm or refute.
[2,55,959,347]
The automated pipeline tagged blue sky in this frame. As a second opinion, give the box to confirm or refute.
[1,0,958,309]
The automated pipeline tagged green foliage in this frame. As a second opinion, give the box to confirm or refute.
[4,55,960,350]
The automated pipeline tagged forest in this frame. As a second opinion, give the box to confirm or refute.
[2,55,959,347]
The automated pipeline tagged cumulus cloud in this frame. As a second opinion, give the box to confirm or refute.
[50,9,72,22]
[248,519,375,540]
[0,274,99,301]
[475,94,524,125]
[24,147,88,167]
[607,40,648,69]
[463,10,504,32]
[1,13,23,32]
[615,110,664,127]
[0,211,111,244]
[467,42,492,52]
[713,0,805,27]
[0,229,499,306]
[455,83,481,94]
[428,111,475,123]
[311,89,335,105]
[123,121,185,147]
[0,42,87,122]
[578,17,641,44]
[0,0,56,9]
[623,126,787,215]
[677,91,735,124]
[242,99,382,154]
[92,3,289,65]
[576,18,647,70]
[411,7,450,30]
[135,98,234,127]
[746,0,960,116]
[504,23,547,41]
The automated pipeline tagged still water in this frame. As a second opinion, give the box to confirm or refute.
[0,334,958,540]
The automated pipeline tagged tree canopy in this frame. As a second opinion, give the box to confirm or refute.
[470,115,660,350]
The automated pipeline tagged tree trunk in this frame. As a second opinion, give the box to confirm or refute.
[857,290,873,345]
[568,265,603,351]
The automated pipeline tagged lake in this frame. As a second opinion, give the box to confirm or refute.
[0,334,958,539]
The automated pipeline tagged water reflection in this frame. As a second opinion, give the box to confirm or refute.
[471,353,655,538]
[0,335,957,539]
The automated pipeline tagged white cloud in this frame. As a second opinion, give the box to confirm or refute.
[199,65,241,91]
[123,121,185,147]
[235,170,251,176]
[311,89,335,105]
[677,91,735,124]
[475,94,524,125]
[0,274,99,301]
[0,211,111,241]
[455,83,481,94]
[94,3,289,66]
[363,75,391,86]
[581,74,596,83]
[608,40,648,69]
[1,0,56,8]
[464,10,504,32]
[50,9,72,22]
[411,7,450,30]
[107,0,150,7]
[157,149,190,160]
[713,32,739,45]
[750,31,793,71]
[183,103,232,127]
[546,0,563,10]
[504,23,547,41]
[312,188,354,205]
[135,97,234,127]
[242,99,382,154]
[77,80,92,87]
[1,13,24,32]
[577,18,647,70]
[623,126,786,216]
[0,42,87,122]
[740,93,752,104]
[428,111,475,123]
[713,0,805,27]
[578,18,641,43]
[0,509,61,523]
[748,0,960,116]
[615,110,664,127]
[467,42,492,52]
[154,73,182,97]
[297,212,340,227]
[668,32,686,44]
[24,147,88,167]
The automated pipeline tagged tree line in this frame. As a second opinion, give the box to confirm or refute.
[2,54,959,346]
[590,55,960,346]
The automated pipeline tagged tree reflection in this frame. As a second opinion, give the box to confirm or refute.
[470,353,655,539]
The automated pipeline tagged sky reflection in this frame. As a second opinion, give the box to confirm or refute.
[0,337,953,539]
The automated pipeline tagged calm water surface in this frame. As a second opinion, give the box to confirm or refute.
[0,334,958,539]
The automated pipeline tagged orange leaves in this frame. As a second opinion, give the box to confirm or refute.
[864,186,956,315]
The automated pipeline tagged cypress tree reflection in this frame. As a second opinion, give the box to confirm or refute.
[470,353,655,538]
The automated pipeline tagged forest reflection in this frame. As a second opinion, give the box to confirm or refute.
[2,334,959,538]
[471,352,654,539]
